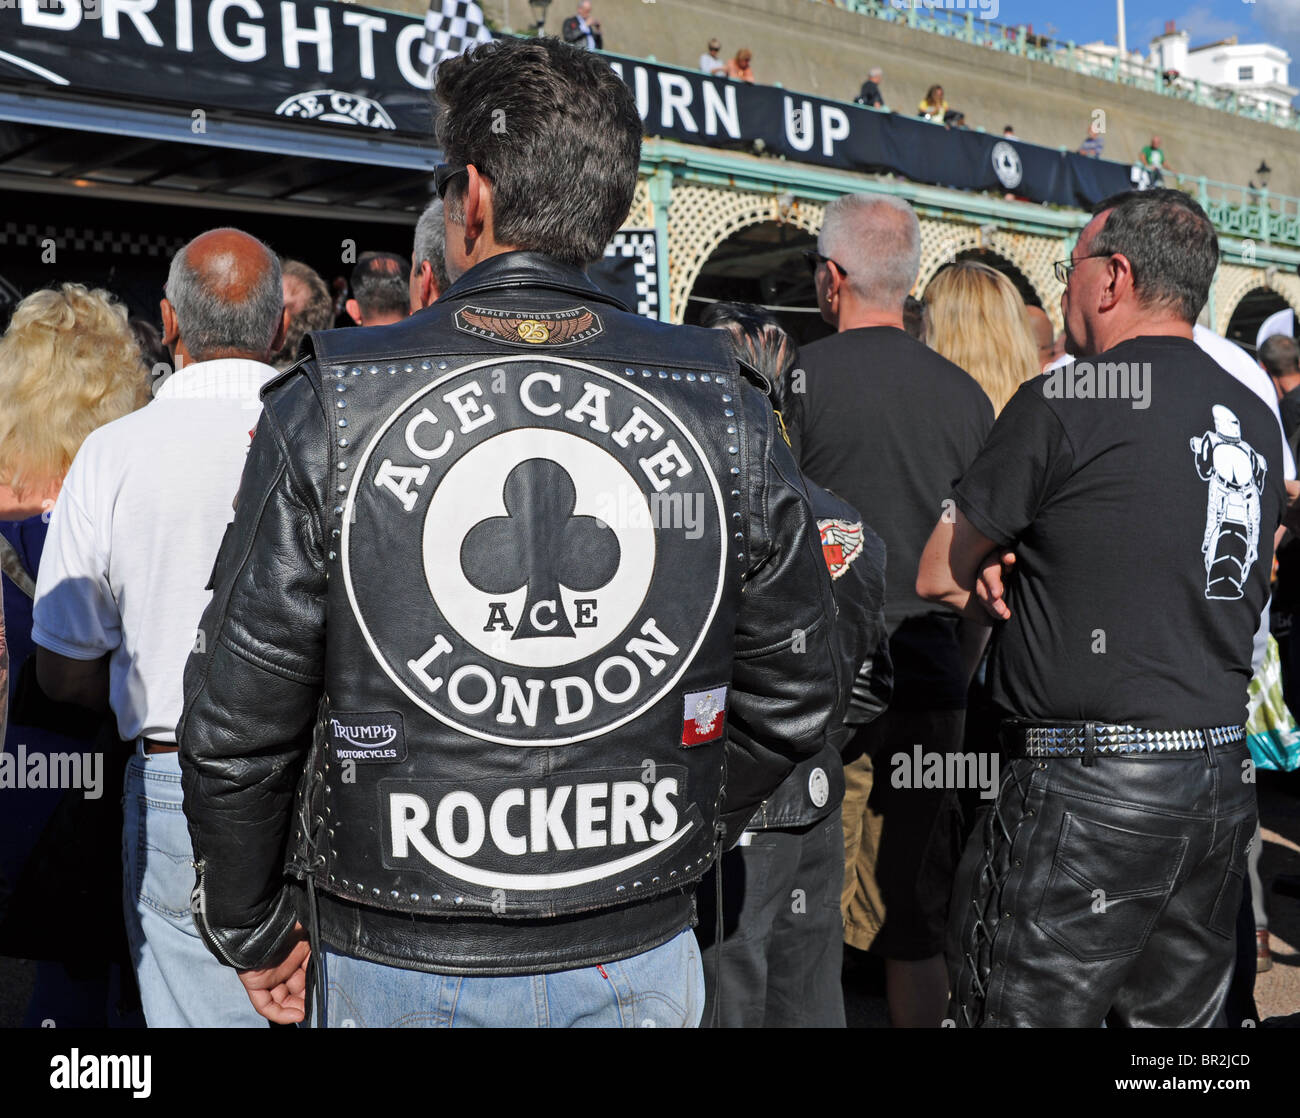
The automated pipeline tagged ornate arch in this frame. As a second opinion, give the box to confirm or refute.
[1212,263,1300,336]
[664,182,825,322]
[917,219,1069,332]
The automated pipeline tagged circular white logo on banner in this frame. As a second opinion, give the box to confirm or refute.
[992,141,1023,190]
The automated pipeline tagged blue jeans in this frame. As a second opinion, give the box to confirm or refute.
[122,749,265,1028]
[320,928,704,1027]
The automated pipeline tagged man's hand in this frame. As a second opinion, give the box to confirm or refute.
[975,550,1017,621]
[238,925,311,1025]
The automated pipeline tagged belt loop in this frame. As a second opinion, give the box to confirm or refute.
[1200,728,1215,768]
[1081,722,1096,767]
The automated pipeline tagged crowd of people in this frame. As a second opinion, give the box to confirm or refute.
[0,34,1295,1030]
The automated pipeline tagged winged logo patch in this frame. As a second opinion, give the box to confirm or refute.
[455,305,603,348]
[818,518,864,580]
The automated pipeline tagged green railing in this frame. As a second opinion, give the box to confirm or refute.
[820,0,1300,133]
[1168,173,1300,247]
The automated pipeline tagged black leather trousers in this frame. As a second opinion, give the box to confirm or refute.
[947,739,1257,1027]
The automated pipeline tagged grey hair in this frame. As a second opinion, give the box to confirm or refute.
[869,67,883,79]
[164,230,282,361]
[412,198,450,294]
[819,193,920,311]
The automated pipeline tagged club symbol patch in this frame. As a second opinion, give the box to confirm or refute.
[461,459,621,639]
[342,356,727,745]
[818,518,864,580]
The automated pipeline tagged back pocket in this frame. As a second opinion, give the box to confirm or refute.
[1034,813,1188,962]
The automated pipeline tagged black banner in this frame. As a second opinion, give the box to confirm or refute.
[0,0,1132,206]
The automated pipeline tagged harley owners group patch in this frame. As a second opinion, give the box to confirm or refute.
[454,305,603,348]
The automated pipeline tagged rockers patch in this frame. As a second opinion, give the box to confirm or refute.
[454,305,604,348]
[818,518,864,580]
[342,355,727,746]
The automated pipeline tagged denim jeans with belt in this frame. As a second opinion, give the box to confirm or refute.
[122,747,265,1027]
[318,928,704,1028]
[947,738,1257,1028]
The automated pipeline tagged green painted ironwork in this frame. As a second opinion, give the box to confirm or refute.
[638,137,1300,260]
[815,0,1300,133]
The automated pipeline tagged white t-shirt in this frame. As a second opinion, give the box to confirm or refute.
[33,358,279,742]
[700,53,724,75]
[1193,325,1295,480]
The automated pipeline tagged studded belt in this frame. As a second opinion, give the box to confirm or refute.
[1000,720,1245,759]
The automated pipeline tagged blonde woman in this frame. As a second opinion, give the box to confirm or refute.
[0,285,149,516]
[924,261,1041,415]
[0,284,148,1026]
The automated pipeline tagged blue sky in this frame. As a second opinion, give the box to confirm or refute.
[984,0,1300,66]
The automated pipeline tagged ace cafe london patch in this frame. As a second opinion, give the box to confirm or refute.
[341,355,727,746]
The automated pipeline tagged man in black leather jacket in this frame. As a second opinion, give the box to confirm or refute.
[178,36,842,1028]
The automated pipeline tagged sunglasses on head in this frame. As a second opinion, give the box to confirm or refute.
[434,163,468,200]
[802,249,849,278]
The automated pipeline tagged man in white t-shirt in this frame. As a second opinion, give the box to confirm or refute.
[33,228,288,1027]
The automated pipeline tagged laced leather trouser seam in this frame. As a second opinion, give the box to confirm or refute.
[950,760,1038,1028]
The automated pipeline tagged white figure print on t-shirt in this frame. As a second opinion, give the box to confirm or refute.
[1189,404,1267,600]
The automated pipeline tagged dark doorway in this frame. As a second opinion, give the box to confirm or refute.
[929,248,1043,308]
[684,220,831,347]
[1226,287,1293,353]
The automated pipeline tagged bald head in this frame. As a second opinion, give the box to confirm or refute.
[163,227,284,363]
[1025,304,1055,370]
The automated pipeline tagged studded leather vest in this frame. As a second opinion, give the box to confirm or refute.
[286,255,828,971]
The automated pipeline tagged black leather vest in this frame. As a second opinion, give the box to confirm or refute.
[296,259,755,938]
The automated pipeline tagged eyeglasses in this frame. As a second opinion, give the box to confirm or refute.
[434,163,468,200]
[708,45,719,52]
[1053,254,1113,285]
[803,250,849,278]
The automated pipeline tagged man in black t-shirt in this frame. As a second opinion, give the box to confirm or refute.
[784,193,994,1028]
[918,189,1286,1027]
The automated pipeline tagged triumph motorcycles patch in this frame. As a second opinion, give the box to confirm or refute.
[329,711,407,763]
[342,355,727,747]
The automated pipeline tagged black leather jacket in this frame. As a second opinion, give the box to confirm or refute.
[743,484,889,832]
[178,252,843,975]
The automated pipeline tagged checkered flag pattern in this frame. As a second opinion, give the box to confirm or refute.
[604,229,659,319]
[0,221,183,257]
[419,0,494,73]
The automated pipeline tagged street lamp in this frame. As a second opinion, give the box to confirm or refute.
[1255,160,1272,189]
[529,0,552,34]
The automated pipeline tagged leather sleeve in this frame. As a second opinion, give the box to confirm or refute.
[721,383,844,842]
[177,371,329,971]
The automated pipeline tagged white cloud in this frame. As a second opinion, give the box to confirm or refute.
[1254,0,1300,60]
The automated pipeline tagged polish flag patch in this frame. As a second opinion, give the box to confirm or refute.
[681,686,728,746]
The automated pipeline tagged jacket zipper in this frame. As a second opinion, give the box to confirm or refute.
[191,860,240,968]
